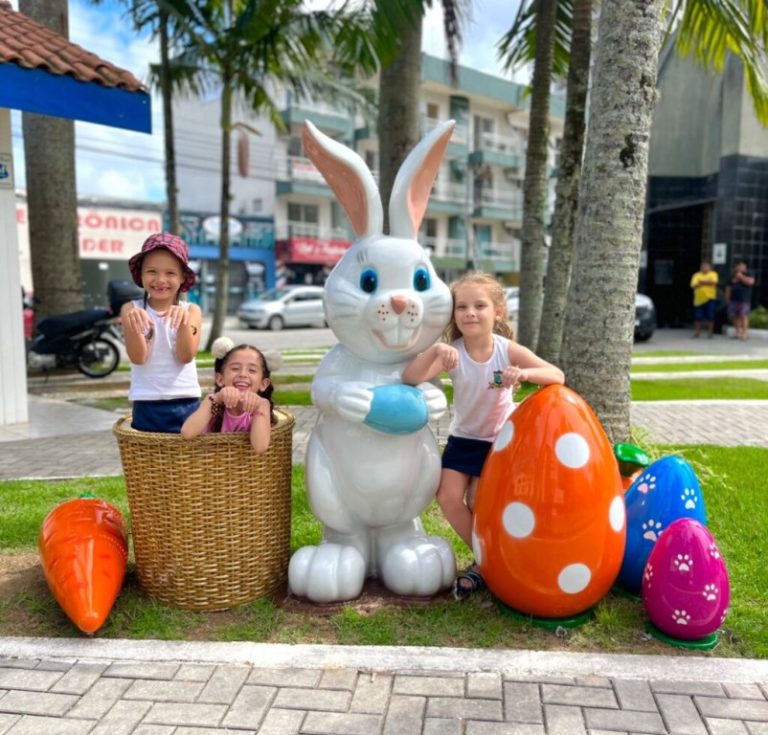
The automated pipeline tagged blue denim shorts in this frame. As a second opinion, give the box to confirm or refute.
[693,300,716,322]
[131,397,200,433]
[441,435,493,477]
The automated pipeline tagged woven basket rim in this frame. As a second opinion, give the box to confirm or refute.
[113,408,294,442]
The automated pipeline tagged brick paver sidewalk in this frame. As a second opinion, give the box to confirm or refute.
[2,640,768,734]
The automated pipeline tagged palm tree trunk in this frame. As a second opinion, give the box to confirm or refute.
[159,8,180,235]
[205,70,232,352]
[20,0,82,320]
[560,0,664,443]
[377,15,422,233]
[537,0,592,364]
[517,0,557,350]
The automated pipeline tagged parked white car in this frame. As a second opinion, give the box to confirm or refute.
[237,285,326,331]
[505,286,656,341]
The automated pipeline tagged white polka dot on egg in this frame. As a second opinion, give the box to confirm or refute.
[493,420,514,451]
[558,563,591,594]
[472,531,483,566]
[609,495,625,532]
[554,432,590,469]
[502,502,535,538]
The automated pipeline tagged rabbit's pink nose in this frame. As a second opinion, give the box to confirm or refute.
[390,295,408,314]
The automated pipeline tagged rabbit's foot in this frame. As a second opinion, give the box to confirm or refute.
[288,543,366,603]
[380,536,456,597]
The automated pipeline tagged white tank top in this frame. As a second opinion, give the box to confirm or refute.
[448,334,514,441]
[128,300,201,401]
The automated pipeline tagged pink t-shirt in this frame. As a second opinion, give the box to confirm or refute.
[203,409,253,434]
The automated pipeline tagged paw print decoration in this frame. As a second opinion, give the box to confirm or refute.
[642,518,730,641]
[618,455,707,594]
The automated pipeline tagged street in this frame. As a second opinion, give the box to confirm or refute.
[202,320,337,353]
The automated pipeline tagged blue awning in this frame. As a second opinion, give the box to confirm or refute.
[0,64,151,133]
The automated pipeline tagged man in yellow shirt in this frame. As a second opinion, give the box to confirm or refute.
[690,260,719,338]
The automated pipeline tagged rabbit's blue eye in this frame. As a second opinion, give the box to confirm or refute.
[360,268,378,293]
[413,267,430,292]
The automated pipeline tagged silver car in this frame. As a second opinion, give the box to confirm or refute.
[236,285,326,331]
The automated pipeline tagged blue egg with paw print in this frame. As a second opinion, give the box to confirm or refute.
[364,384,429,435]
[617,455,707,594]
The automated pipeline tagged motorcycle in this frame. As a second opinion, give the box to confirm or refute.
[26,279,144,379]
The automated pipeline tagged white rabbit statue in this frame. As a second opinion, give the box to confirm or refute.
[288,120,458,603]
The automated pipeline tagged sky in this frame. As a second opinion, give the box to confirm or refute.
[10,0,528,205]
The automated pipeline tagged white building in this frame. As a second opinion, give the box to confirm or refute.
[174,53,564,288]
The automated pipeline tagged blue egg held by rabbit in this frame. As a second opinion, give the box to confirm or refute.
[288,119,458,603]
[364,385,429,435]
[617,455,707,594]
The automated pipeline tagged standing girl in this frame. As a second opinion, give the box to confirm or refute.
[402,272,564,599]
[122,232,202,433]
[181,337,281,453]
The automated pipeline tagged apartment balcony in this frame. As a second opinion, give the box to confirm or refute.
[422,116,469,154]
[280,97,354,136]
[472,188,523,221]
[476,240,519,273]
[469,131,524,169]
[427,179,468,215]
[421,236,468,270]
[275,156,334,198]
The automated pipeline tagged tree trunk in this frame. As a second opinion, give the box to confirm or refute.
[537,0,592,364]
[20,0,82,320]
[205,71,233,352]
[560,0,664,443]
[517,0,557,350]
[377,15,422,233]
[159,8,180,235]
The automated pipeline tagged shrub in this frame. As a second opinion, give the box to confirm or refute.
[750,305,768,330]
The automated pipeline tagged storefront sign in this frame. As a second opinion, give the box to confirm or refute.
[16,202,162,260]
[281,236,350,265]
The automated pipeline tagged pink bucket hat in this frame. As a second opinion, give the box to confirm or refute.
[128,232,196,292]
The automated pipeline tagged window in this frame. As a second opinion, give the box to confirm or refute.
[427,102,439,120]
[288,203,319,224]
[288,136,302,157]
[364,150,378,172]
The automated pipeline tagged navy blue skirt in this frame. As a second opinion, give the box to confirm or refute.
[441,435,493,477]
[131,397,200,433]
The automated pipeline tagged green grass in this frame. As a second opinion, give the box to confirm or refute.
[2,448,767,657]
[631,378,768,401]
[631,360,768,373]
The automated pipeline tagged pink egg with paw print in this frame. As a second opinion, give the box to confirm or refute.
[642,517,730,640]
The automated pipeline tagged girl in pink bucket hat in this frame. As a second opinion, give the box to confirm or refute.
[122,232,202,432]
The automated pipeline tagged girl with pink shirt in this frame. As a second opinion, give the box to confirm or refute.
[181,337,282,453]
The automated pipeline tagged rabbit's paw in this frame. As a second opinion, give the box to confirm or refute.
[380,536,456,597]
[335,385,374,423]
[419,382,448,421]
[288,544,366,603]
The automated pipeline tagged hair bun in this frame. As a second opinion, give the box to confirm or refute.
[264,350,283,372]
[211,336,234,359]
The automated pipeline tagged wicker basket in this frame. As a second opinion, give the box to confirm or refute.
[113,410,294,611]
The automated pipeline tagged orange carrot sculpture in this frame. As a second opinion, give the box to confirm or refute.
[39,495,128,634]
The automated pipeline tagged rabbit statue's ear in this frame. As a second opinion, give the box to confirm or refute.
[388,120,455,239]
[302,121,383,238]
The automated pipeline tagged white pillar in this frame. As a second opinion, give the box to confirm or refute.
[0,108,29,425]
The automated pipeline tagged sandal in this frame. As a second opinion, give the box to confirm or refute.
[452,563,486,601]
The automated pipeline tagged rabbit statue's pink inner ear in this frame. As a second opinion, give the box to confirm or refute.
[389,121,455,239]
[302,123,378,238]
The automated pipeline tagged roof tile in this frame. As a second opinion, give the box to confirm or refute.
[0,2,146,92]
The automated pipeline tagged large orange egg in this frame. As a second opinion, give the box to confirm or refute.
[473,385,625,618]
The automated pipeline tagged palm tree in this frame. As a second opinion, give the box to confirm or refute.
[20,0,83,320]
[158,0,382,350]
[536,0,590,365]
[502,0,768,361]
[559,0,665,443]
[514,0,558,350]
[375,1,463,228]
